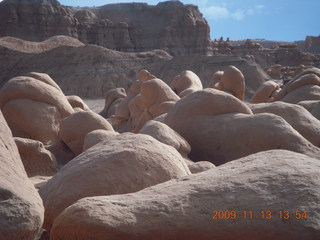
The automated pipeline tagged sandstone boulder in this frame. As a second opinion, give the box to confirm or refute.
[186,161,216,174]
[139,120,191,158]
[170,70,203,98]
[100,88,126,118]
[164,89,320,164]
[14,137,58,177]
[279,85,320,104]
[0,112,44,240]
[273,73,320,103]
[129,78,179,132]
[298,100,320,120]
[210,65,245,101]
[250,80,280,103]
[2,98,62,145]
[249,102,320,147]
[0,75,74,118]
[59,111,114,155]
[82,129,119,151]
[40,133,190,232]
[51,150,320,240]
[66,95,90,111]
[0,74,74,144]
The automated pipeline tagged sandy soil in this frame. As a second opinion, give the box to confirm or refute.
[83,98,105,113]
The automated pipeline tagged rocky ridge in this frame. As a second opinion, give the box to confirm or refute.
[0,36,268,99]
[0,0,211,55]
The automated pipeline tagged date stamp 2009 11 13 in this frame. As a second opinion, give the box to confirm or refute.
[212,210,308,220]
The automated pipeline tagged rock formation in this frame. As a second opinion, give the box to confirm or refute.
[249,102,320,147]
[0,111,44,240]
[0,35,270,99]
[14,137,57,177]
[39,133,190,233]
[169,70,203,98]
[208,65,245,101]
[59,111,114,155]
[250,80,280,103]
[0,0,211,55]
[139,120,191,158]
[164,89,320,164]
[50,150,320,240]
[298,100,320,120]
[271,68,320,104]
[0,73,74,145]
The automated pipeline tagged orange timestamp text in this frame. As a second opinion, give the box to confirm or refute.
[212,210,308,220]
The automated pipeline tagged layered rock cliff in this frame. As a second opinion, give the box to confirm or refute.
[0,0,211,55]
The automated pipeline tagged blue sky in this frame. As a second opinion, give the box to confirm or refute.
[13,0,320,41]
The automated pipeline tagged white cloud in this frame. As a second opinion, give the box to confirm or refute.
[231,9,245,20]
[200,3,266,21]
[202,6,230,20]
[255,4,265,10]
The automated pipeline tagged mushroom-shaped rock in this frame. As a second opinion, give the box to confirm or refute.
[51,150,320,240]
[39,133,191,233]
[131,78,179,132]
[170,70,203,98]
[249,102,320,147]
[0,75,74,118]
[100,88,126,118]
[82,129,119,151]
[211,65,245,101]
[59,111,114,155]
[140,79,180,109]
[113,70,154,121]
[139,120,191,158]
[66,95,90,111]
[164,89,320,164]
[114,82,141,121]
[0,112,44,240]
[207,70,224,88]
[24,72,62,92]
[14,137,58,177]
[250,80,280,103]
[298,100,320,120]
[0,74,74,144]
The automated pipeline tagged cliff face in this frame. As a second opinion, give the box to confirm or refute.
[301,36,320,54]
[0,0,211,55]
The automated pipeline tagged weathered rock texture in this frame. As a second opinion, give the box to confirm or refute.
[0,74,74,145]
[0,35,268,99]
[249,102,320,147]
[0,35,84,53]
[0,111,44,240]
[59,111,114,155]
[39,133,190,232]
[51,150,320,240]
[209,65,245,100]
[14,137,57,177]
[164,89,320,164]
[139,120,191,158]
[82,129,119,152]
[0,0,211,55]
[250,80,280,103]
[298,100,320,120]
[272,68,320,104]
[300,36,320,54]
[169,70,203,98]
